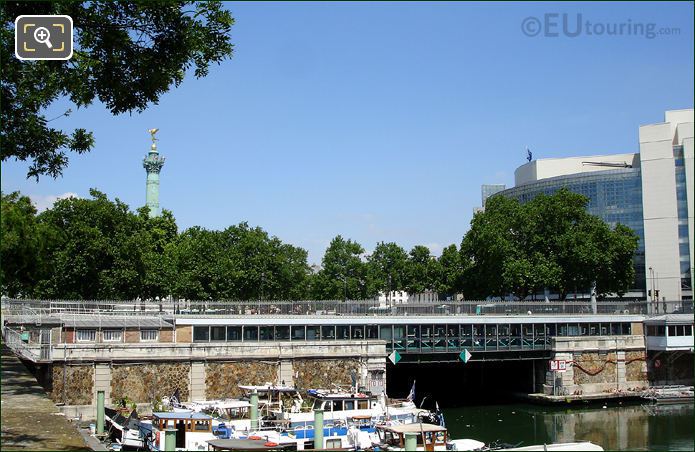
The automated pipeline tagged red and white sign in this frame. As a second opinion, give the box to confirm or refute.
[550,359,567,372]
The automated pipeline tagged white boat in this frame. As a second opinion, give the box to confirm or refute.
[104,407,146,449]
[270,388,431,428]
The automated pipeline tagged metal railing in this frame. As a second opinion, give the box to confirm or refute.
[1,326,42,361]
[2,298,692,319]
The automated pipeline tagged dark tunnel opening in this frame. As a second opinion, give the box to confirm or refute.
[385,358,544,409]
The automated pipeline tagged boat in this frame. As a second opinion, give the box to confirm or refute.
[142,411,217,451]
[104,407,146,449]
[175,399,254,433]
[372,422,450,451]
[270,388,431,428]
[642,385,694,405]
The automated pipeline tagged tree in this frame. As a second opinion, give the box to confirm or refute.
[164,222,311,300]
[163,227,225,300]
[138,208,178,299]
[367,242,409,298]
[461,189,639,300]
[0,192,53,296]
[34,189,151,299]
[1,1,234,179]
[460,195,522,299]
[312,236,368,300]
[404,245,440,295]
[436,244,466,298]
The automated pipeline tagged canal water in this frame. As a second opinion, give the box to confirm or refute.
[442,402,694,451]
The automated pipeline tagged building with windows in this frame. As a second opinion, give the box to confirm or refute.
[485,109,694,301]
[481,184,506,208]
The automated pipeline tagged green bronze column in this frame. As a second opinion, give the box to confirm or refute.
[143,128,165,218]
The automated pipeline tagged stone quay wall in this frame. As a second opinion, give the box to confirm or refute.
[544,335,648,395]
[205,361,278,399]
[51,364,94,405]
[111,362,191,404]
[40,340,386,419]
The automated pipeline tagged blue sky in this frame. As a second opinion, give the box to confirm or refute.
[2,1,693,264]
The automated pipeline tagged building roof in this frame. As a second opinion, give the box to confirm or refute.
[153,411,211,420]
[644,314,694,325]
[60,315,174,328]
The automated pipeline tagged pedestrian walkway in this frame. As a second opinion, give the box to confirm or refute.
[1,343,89,451]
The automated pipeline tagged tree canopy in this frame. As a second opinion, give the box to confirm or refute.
[1,187,639,301]
[461,189,639,300]
[1,1,234,179]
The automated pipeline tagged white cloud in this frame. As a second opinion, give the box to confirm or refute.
[30,192,79,212]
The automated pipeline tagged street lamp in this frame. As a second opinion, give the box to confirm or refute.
[648,267,655,303]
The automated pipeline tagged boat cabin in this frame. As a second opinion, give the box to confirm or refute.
[375,423,448,451]
[306,389,378,412]
[149,412,215,451]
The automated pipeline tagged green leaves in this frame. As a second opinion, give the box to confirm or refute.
[1,1,234,179]
[460,188,639,300]
[312,236,368,300]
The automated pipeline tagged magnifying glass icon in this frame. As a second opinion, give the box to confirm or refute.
[33,26,53,49]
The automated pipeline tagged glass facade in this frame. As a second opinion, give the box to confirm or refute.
[497,168,645,293]
[673,146,692,291]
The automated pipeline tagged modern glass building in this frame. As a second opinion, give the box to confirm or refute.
[485,109,694,301]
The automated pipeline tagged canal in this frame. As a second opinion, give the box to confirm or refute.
[442,402,694,451]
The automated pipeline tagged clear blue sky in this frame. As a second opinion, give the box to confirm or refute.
[2,1,693,264]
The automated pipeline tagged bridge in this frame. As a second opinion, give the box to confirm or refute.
[2,298,693,418]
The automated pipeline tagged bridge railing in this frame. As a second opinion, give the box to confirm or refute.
[3,298,692,318]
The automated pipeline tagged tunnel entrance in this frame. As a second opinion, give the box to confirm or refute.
[386,357,545,408]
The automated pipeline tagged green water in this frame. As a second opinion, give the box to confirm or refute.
[442,402,694,451]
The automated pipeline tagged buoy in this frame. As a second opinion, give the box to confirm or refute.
[264,441,279,447]
[249,435,263,440]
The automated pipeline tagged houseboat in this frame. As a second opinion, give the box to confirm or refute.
[141,412,216,451]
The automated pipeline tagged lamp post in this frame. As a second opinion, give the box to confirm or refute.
[648,267,655,306]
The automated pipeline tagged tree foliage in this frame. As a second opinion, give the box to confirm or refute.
[404,245,440,294]
[1,1,234,179]
[1,192,53,296]
[311,236,369,300]
[366,242,409,296]
[1,187,639,301]
[461,189,639,300]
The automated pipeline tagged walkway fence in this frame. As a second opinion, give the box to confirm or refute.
[2,298,692,319]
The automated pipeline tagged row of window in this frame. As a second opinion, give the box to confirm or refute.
[646,324,693,337]
[75,329,159,342]
[191,322,633,343]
